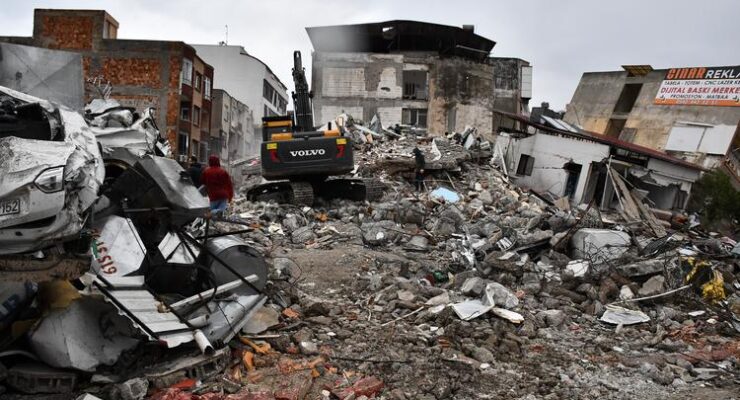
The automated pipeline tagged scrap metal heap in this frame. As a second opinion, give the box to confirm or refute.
[0,87,738,399]
[0,87,272,398]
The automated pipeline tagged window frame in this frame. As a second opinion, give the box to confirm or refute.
[180,105,190,121]
[516,154,535,176]
[192,105,201,126]
[204,77,212,99]
[182,59,193,86]
[194,72,202,92]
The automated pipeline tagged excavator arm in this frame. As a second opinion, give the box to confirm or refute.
[291,51,314,132]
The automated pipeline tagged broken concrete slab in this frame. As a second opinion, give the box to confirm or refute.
[638,275,666,297]
[144,347,231,389]
[617,258,670,277]
[242,305,280,334]
[571,229,631,264]
[6,362,77,394]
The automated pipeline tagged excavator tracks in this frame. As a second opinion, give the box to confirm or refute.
[246,178,384,205]
[246,181,314,206]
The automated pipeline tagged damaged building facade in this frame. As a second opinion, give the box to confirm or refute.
[307,21,531,137]
[192,44,289,158]
[0,8,215,161]
[209,88,256,164]
[191,45,289,121]
[495,110,704,212]
[563,65,740,179]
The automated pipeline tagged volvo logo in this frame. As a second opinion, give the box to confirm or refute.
[290,149,325,157]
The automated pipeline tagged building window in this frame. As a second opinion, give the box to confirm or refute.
[182,59,193,85]
[263,80,274,101]
[194,73,202,92]
[204,77,212,99]
[201,109,209,131]
[263,79,286,113]
[193,105,200,126]
[191,140,199,157]
[516,154,535,176]
[401,108,428,128]
[402,71,428,100]
[264,105,278,118]
[613,83,642,113]
[180,104,190,121]
[199,142,208,160]
[178,132,189,156]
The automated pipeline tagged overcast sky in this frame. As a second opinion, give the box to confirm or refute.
[2,0,738,111]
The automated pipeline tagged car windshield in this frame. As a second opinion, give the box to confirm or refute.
[0,96,62,141]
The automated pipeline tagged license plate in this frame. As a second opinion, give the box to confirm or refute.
[0,198,20,216]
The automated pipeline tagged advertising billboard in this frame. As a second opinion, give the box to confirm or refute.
[654,66,740,107]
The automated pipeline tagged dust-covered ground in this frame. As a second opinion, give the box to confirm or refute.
[265,245,739,400]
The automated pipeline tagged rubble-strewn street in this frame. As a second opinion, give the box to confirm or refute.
[1,5,739,400]
[5,109,738,398]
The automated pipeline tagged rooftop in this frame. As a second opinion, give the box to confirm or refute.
[306,20,495,61]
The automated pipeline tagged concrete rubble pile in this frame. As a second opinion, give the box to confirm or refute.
[0,88,738,399]
[211,134,738,398]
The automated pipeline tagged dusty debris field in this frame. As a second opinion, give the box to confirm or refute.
[1,115,738,400]
[255,246,739,400]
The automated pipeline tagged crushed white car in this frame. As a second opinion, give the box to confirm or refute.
[0,86,104,256]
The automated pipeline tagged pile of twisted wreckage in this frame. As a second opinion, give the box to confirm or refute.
[0,86,271,398]
[0,86,739,399]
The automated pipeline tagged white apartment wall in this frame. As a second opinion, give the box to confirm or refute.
[192,45,288,126]
[500,132,610,202]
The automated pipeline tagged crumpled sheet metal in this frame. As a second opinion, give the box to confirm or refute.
[90,216,147,277]
[93,276,198,349]
[600,305,650,325]
[28,298,139,372]
[90,106,171,159]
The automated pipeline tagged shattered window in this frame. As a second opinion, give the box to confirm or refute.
[182,59,193,85]
[402,70,428,100]
[516,154,534,176]
[402,108,428,128]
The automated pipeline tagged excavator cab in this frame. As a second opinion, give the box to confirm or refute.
[259,116,353,180]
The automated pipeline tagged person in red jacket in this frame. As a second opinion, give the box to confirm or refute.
[201,155,234,214]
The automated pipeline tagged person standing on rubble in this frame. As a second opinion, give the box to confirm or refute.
[201,155,234,214]
[413,147,425,191]
[187,156,203,188]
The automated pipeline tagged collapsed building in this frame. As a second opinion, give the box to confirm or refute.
[0,8,215,161]
[563,65,740,180]
[306,21,532,137]
[494,110,705,213]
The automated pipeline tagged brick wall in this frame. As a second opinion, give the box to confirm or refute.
[166,55,183,149]
[101,58,162,87]
[39,15,94,50]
